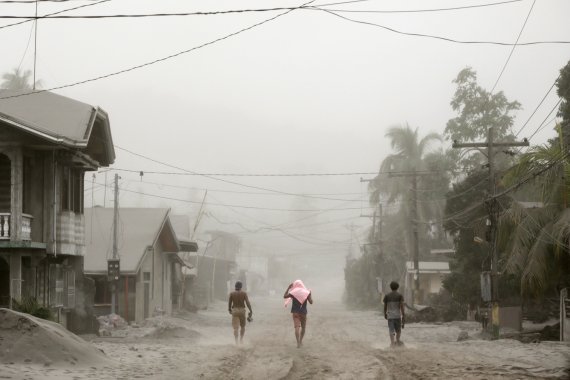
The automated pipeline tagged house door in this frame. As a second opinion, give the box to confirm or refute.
[0,256,9,307]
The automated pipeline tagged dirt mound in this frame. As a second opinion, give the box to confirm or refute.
[0,308,109,367]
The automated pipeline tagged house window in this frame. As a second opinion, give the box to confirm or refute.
[60,167,84,213]
[66,270,75,308]
[48,264,75,308]
[49,264,64,307]
[94,277,110,304]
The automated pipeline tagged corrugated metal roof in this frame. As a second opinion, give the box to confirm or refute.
[84,207,173,274]
[0,90,96,143]
[0,90,115,165]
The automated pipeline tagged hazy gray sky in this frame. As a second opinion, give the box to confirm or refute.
[1,0,569,271]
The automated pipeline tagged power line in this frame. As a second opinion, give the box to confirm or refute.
[106,167,379,177]
[0,0,525,17]
[0,5,314,18]
[207,212,353,245]
[0,0,100,3]
[0,0,110,30]
[527,99,562,141]
[489,0,536,94]
[515,76,559,137]
[207,191,362,231]
[318,7,569,46]
[491,150,570,200]
[112,177,362,197]
[111,145,379,203]
[96,181,374,212]
[0,0,312,98]
[15,15,35,71]
[313,0,370,7]
[118,177,367,203]
[313,0,524,14]
[104,166,466,177]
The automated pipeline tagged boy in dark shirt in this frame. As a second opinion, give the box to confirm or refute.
[228,281,252,344]
[383,281,405,347]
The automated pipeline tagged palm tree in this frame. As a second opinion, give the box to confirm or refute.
[500,132,570,296]
[369,124,442,204]
[1,68,42,90]
[367,124,447,286]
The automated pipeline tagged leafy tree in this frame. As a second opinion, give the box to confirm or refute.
[446,67,521,142]
[557,60,570,148]
[442,170,491,310]
[500,135,570,296]
[445,67,521,171]
[442,66,522,311]
[1,68,42,90]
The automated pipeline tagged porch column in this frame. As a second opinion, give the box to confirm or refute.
[10,148,23,242]
[9,252,22,305]
[43,153,55,254]
[4,147,24,241]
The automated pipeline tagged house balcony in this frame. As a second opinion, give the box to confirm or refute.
[0,213,33,241]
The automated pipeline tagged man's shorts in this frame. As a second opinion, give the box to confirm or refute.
[292,313,307,328]
[232,307,246,329]
[388,318,401,335]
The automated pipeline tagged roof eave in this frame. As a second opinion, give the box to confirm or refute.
[93,107,116,165]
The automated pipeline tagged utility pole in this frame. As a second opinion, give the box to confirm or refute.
[108,174,120,315]
[389,168,430,305]
[453,126,528,338]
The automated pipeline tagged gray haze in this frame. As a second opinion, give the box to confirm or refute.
[1,0,569,284]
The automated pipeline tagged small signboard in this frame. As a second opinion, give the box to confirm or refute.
[107,258,120,282]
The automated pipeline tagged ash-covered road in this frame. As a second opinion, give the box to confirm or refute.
[2,296,569,379]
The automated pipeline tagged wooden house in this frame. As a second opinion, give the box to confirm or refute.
[0,89,115,331]
[84,207,185,323]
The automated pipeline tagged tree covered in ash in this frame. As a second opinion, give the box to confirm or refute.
[345,125,451,308]
[443,62,570,318]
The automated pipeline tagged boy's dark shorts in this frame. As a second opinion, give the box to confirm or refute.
[388,318,401,334]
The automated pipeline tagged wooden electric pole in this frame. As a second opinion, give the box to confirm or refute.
[389,168,430,305]
[453,126,528,338]
[110,174,120,315]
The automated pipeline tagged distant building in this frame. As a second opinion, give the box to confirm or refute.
[405,248,453,304]
[0,90,115,332]
[169,215,199,310]
[184,230,240,305]
[84,208,184,323]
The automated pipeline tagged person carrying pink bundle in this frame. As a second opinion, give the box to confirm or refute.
[283,280,313,348]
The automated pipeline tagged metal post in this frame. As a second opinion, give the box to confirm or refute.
[111,174,119,315]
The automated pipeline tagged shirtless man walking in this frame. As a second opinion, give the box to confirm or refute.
[228,281,253,344]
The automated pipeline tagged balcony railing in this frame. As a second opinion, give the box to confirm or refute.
[0,213,33,241]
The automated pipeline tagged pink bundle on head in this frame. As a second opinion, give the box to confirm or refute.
[284,279,311,307]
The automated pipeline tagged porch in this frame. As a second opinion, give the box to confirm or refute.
[0,213,33,241]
